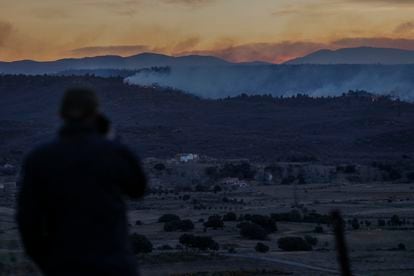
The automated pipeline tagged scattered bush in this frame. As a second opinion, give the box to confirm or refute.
[351,218,360,230]
[377,219,386,227]
[240,223,268,240]
[314,225,324,233]
[223,212,237,221]
[154,163,166,171]
[158,214,180,223]
[179,234,219,251]
[304,235,318,246]
[398,243,406,251]
[255,242,270,253]
[204,215,224,229]
[130,233,153,254]
[246,215,277,233]
[278,236,312,251]
[164,219,194,232]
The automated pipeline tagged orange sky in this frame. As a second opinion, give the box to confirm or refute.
[1,0,414,63]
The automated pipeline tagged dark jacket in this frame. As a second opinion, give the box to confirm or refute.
[16,123,147,276]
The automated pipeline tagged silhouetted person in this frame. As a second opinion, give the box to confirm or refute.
[17,88,147,276]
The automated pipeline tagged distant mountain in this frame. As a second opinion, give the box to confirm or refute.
[285,47,414,64]
[0,53,233,74]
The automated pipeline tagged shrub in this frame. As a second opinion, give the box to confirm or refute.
[204,215,224,229]
[130,233,153,254]
[223,212,237,221]
[314,225,324,233]
[304,235,318,246]
[240,223,268,240]
[390,215,402,226]
[377,219,386,227]
[164,219,194,232]
[248,215,277,233]
[255,242,270,253]
[179,234,219,251]
[351,218,360,230]
[154,163,166,171]
[180,219,195,231]
[398,243,406,251]
[159,244,173,250]
[158,214,180,223]
[278,237,312,251]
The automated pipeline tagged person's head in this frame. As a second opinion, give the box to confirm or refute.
[60,88,99,124]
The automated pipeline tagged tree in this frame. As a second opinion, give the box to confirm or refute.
[314,225,324,233]
[278,237,312,251]
[130,233,153,254]
[255,242,269,253]
[240,223,268,240]
[248,215,277,233]
[179,234,219,251]
[398,243,406,251]
[204,215,224,229]
[304,235,318,246]
[158,214,180,223]
[164,219,194,232]
[223,212,237,221]
[154,163,166,171]
[180,219,195,231]
[377,219,386,227]
[351,218,360,230]
[390,215,401,226]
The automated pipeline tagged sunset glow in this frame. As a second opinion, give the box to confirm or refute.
[1,0,414,63]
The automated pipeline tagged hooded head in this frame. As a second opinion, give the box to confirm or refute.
[60,88,99,124]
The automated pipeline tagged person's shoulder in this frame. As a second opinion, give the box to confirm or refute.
[23,140,60,163]
[104,140,139,159]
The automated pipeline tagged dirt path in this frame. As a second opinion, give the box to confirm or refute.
[223,253,344,275]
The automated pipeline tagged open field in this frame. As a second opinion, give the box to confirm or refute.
[2,168,414,275]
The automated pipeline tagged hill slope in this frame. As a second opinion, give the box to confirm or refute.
[1,75,414,164]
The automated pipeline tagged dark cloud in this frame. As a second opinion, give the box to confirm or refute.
[394,21,414,34]
[70,45,152,57]
[0,21,13,47]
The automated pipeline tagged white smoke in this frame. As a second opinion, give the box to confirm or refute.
[125,65,414,100]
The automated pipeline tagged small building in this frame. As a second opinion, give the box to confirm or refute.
[176,153,199,163]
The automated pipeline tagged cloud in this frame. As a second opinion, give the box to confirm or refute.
[394,21,414,34]
[332,37,414,50]
[179,41,327,63]
[345,0,414,4]
[69,45,152,57]
[0,21,13,47]
[172,36,201,52]
[162,0,216,6]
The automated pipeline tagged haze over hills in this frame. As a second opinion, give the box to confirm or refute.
[2,47,414,75]
[2,47,414,100]
[285,47,414,65]
[0,53,232,75]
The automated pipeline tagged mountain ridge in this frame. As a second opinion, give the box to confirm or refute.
[285,47,414,64]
